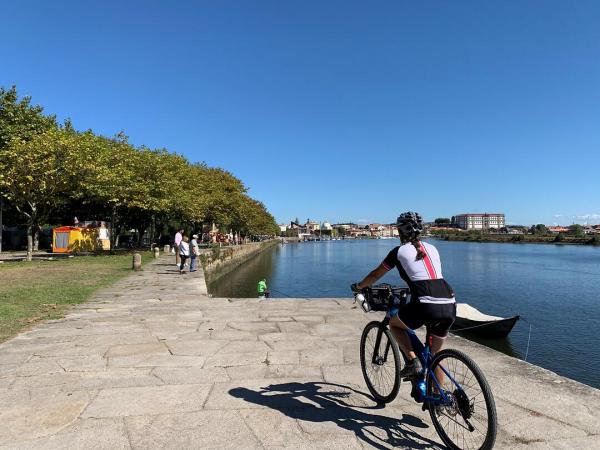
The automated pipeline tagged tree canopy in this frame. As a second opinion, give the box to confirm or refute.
[530,224,548,235]
[0,86,278,258]
[568,224,584,237]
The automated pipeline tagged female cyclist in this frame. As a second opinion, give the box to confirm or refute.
[352,212,456,379]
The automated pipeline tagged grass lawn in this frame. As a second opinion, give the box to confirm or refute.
[0,252,152,342]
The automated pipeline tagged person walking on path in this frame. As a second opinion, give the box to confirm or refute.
[174,229,183,267]
[190,234,200,272]
[179,236,190,274]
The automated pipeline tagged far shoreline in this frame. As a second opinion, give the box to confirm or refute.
[427,231,600,247]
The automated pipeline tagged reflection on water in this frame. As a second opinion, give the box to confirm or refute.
[207,240,600,388]
[452,332,519,358]
[207,245,279,298]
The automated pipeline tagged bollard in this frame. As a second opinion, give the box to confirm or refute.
[163,244,170,254]
[153,247,160,259]
[132,253,142,271]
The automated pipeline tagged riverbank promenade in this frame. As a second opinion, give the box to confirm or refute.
[1,256,598,449]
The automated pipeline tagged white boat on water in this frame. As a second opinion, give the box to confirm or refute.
[452,303,519,338]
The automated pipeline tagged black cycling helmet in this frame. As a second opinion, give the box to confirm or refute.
[396,211,423,239]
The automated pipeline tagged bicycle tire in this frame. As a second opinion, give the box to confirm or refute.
[427,349,497,450]
[360,321,402,403]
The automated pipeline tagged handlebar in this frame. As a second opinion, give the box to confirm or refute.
[353,284,410,313]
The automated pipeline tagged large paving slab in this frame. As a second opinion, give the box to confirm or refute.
[0,254,599,449]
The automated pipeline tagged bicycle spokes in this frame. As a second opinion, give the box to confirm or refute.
[428,349,497,450]
[360,321,401,403]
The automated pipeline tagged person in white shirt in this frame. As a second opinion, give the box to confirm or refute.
[174,229,184,267]
[179,236,190,274]
[190,234,200,272]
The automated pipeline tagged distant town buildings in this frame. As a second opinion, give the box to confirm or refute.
[278,214,600,239]
[547,226,569,234]
[279,219,399,239]
[453,213,505,230]
[305,219,320,233]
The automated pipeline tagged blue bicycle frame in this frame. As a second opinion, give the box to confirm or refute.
[406,329,465,407]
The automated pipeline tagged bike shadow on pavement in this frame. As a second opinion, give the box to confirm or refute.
[229,381,443,449]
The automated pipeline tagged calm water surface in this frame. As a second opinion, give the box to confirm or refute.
[209,239,600,388]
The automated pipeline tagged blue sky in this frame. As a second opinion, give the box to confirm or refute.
[2,1,599,225]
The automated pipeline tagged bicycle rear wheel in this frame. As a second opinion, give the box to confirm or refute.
[360,321,401,403]
[427,349,497,450]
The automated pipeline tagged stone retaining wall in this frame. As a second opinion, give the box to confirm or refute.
[199,240,279,284]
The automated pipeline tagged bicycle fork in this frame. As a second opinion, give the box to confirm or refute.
[371,318,392,365]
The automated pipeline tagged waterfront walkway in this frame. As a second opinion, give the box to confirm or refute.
[0,256,598,449]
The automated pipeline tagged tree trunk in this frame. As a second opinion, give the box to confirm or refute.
[26,204,38,261]
[26,222,33,261]
[0,195,3,254]
[137,225,147,247]
[110,207,117,250]
[115,224,122,248]
[33,226,40,251]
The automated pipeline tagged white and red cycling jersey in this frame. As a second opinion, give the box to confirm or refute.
[382,241,455,305]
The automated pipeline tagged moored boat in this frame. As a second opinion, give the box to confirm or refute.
[451,303,519,338]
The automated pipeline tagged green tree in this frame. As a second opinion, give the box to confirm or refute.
[0,129,80,259]
[336,226,347,237]
[530,224,548,235]
[70,132,141,248]
[196,167,247,230]
[434,218,451,225]
[0,86,59,253]
[0,86,57,150]
[568,224,584,237]
[122,149,192,246]
[0,85,279,253]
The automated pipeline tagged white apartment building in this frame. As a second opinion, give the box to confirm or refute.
[454,213,505,230]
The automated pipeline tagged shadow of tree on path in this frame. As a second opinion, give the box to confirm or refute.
[230,381,444,449]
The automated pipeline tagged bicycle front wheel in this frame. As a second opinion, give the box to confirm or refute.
[427,349,497,450]
[360,321,401,403]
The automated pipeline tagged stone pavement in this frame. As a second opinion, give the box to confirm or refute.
[0,255,599,449]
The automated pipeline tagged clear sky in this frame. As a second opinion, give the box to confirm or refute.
[2,1,599,226]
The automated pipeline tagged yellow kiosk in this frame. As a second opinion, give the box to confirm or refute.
[52,226,108,253]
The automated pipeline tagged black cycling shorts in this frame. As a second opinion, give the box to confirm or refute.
[397,301,456,338]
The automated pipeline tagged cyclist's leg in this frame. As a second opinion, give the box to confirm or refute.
[426,303,456,391]
[389,302,423,361]
[430,334,445,354]
[389,316,416,360]
[430,332,448,391]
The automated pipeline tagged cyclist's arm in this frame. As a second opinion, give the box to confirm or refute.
[356,263,389,290]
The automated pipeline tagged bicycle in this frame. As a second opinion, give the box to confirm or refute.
[355,284,497,450]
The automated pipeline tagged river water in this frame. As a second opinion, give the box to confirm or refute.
[208,239,600,388]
